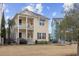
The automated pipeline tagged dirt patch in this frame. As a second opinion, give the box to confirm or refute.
[0,44,77,56]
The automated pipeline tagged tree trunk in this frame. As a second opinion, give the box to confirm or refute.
[77,29,79,55]
[77,38,79,55]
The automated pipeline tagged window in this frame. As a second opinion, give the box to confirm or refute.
[37,33,46,39]
[39,19,45,26]
[19,32,22,38]
[19,19,22,25]
[37,33,41,39]
[42,33,46,39]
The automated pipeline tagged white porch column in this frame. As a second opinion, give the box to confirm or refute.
[26,16,27,40]
[17,15,20,44]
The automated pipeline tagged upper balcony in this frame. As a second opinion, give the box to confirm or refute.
[16,23,34,30]
[27,24,34,30]
[27,17,34,30]
[15,16,34,30]
[19,24,26,29]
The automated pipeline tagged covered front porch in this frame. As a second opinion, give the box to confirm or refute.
[16,29,34,44]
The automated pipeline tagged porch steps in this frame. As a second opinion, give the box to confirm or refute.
[27,39,35,44]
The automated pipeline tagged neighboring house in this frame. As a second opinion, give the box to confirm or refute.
[0,4,3,44]
[11,9,49,44]
[51,18,63,42]
[49,33,53,41]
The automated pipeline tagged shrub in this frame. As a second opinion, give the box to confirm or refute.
[20,38,27,44]
[6,38,16,44]
[52,40,58,43]
[35,41,48,44]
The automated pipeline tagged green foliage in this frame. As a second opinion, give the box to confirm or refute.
[35,41,48,44]
[8,19,11,39]
[1,11,6,40]
[7,19,15,39]
[59,4,79,42]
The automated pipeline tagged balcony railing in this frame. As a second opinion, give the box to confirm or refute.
[27,24,34,30]
[19,24,26,29]
[14,23,34,30]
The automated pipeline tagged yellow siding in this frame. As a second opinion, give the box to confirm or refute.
[15,29,18,39]
[13,14,49,42]
[34,17,49,41]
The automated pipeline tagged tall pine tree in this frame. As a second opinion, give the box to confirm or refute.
[1,11,6,44]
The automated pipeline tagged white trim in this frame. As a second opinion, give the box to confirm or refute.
[19,15,26,18]
[26,16,27,40]
[16,15,20,44]
[18,15,19,38]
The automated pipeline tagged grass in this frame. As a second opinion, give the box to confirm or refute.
[0,44,77,56]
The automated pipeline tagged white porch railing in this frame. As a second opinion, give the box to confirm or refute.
[27,38,34,44]
[27,24,34,30]
[14,23,34,30]
[19,24,26,29]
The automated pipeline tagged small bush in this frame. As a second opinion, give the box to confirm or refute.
[6,38,16,44]
[35,41,48,44]
[52,40,58,43]
[20,38,27,44]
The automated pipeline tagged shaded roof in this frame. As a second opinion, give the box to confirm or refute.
[51,17,63,26]
[52,18,64,20]
[52,18,63,22]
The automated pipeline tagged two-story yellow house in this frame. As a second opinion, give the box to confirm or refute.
[12,9,49,44]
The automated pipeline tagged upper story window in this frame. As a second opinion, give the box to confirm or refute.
[39,19,45,26]
[27,18,33,25]
[19,19,22,25]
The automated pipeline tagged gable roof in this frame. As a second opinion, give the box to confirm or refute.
[12,9,49,20]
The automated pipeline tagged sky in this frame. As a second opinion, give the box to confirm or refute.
[3,3,65,33]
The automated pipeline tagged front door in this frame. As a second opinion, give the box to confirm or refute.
[27,30,33,39]
[27,30,34,44]
[19,32,22,38]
